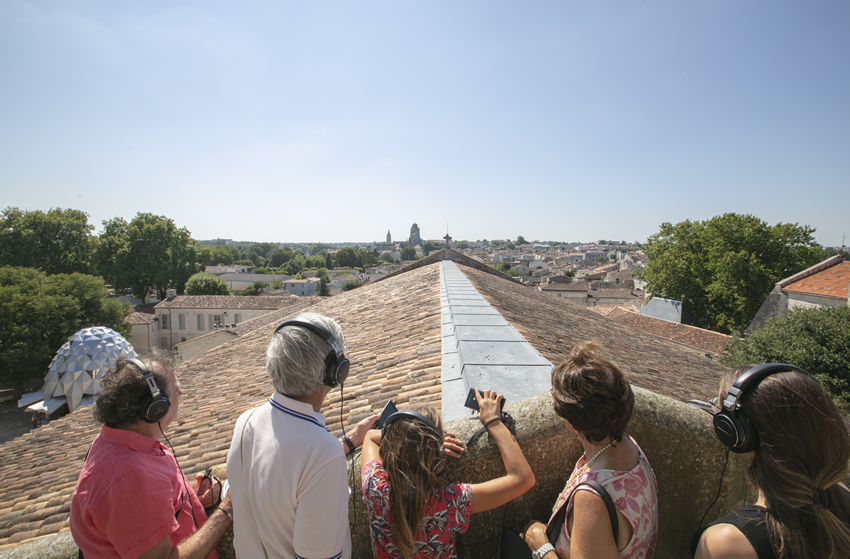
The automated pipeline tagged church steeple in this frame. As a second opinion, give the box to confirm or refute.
[387,230,391,243]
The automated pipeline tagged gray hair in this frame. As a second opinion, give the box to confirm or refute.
[266,312,345,398]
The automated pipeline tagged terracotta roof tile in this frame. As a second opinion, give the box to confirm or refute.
[591,307,730,355]
[154,295,300,310]
[123,312,155,325]
[783,261,850,299]
[460,266,728,402]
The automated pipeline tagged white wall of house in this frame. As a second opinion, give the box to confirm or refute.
[157,308,272,349]
[282,279,320,296]
[127,322,158,354]
[786,291,847,311]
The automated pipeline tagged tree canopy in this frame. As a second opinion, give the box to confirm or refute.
[341,279,363,291]
[185,272,230,296]
[721,306,850,414]
[0,207,95,275]
[400,246,416,260]
[642,213,824,334]
[0,267,130,389]
[94,213,207,300]
[315,276,330,296]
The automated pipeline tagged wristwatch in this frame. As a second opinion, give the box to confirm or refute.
[532,543,555,559]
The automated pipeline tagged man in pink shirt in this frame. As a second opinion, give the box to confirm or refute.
[71,355,233,558]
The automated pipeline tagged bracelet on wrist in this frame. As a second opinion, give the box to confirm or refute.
[532,542,554,559]
[483,417,502,430]
[342,434,355,454]
[218,507,233,523]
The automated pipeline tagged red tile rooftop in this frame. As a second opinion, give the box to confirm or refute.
[783,261,850,299]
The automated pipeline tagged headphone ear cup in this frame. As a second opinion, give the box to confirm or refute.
[323,351,337,387]
[732,408,759,454]
[713,411,740,449]
[141,394,171,424]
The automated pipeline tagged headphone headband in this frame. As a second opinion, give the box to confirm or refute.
[713,363,810,453]
[275,319,350,387]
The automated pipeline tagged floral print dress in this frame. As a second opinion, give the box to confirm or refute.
[550,435,658,559]
[362,459,472,559]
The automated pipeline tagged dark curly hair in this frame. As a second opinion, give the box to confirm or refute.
[92,352,175,428]
[551,341,634,443]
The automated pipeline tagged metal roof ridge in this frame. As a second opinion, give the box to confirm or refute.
[439,260,553,423]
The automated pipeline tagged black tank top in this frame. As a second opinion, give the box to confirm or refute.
[690,505,776,559]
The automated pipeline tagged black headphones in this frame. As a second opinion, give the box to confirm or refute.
[382,410,448,475]
[274,320,350,388]
[126,358,172,424]
[713,363,810,453]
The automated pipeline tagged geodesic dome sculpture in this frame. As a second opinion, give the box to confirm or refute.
[19,327,138,413]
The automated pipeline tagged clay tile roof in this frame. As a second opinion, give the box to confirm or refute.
[123,312,155,325]
[0,259,729,550]
[460,266,728,401]
[592,307,731,355]
[539,283,588,292]
[588,288,636,299]
[154,296,295,310]
[783,261,850,299]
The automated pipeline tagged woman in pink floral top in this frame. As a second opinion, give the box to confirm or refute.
[523,342,658,559]
[361,391,535,558]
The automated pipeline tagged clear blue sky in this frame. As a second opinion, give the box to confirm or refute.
[1,1,848,246]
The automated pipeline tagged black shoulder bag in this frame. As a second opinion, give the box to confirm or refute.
[499,480,619,558]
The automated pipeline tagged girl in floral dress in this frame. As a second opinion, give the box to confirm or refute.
[523,342,658,559]
[361,390,535,558]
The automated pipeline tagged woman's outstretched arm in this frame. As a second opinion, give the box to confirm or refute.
[469,389,535,513]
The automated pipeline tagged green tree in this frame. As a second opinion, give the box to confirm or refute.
[307,255,326,268]
[506,242,516,249]
[270,279,283,290]
[185,272,230,295]
[335,247,361,268]
[209,244,235,265]
[643,213,824,334]
[516,236,528,245]
[250,243,277,258]
[400,246,416,261]
[720,307,850,413]
[498,263,512,272]
[457,241,469,249]
[422,241,441,255]
[379,252,393,262]
[0,207,95,275]
[309,243,333,256]
[315,276,330,296]
[94,213,206,300]
[269,247,295,268]
[341,280,363,291]
[0,267,130,389]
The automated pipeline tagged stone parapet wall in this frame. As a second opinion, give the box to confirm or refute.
[0,388,754,559]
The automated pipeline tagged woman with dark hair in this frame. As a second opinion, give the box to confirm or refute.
[523,342,658,559]
[692,365,850,559]
[360,391,535,558]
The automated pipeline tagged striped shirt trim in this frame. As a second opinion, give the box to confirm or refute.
[294,552,342,559]
[269,398,330,432]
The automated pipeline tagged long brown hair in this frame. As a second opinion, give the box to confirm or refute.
[379,406,444,558]
[721,367,850,558]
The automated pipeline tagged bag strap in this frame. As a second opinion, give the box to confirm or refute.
[546,480,619,545]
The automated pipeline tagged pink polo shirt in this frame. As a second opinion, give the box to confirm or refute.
[70,425,214,559]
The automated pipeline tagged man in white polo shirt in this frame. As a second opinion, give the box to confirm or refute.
[227,312,378,559]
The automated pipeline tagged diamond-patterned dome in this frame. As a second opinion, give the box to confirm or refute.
[39,327,138,412]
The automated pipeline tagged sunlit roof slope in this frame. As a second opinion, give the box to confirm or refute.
[460,265,728,402]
